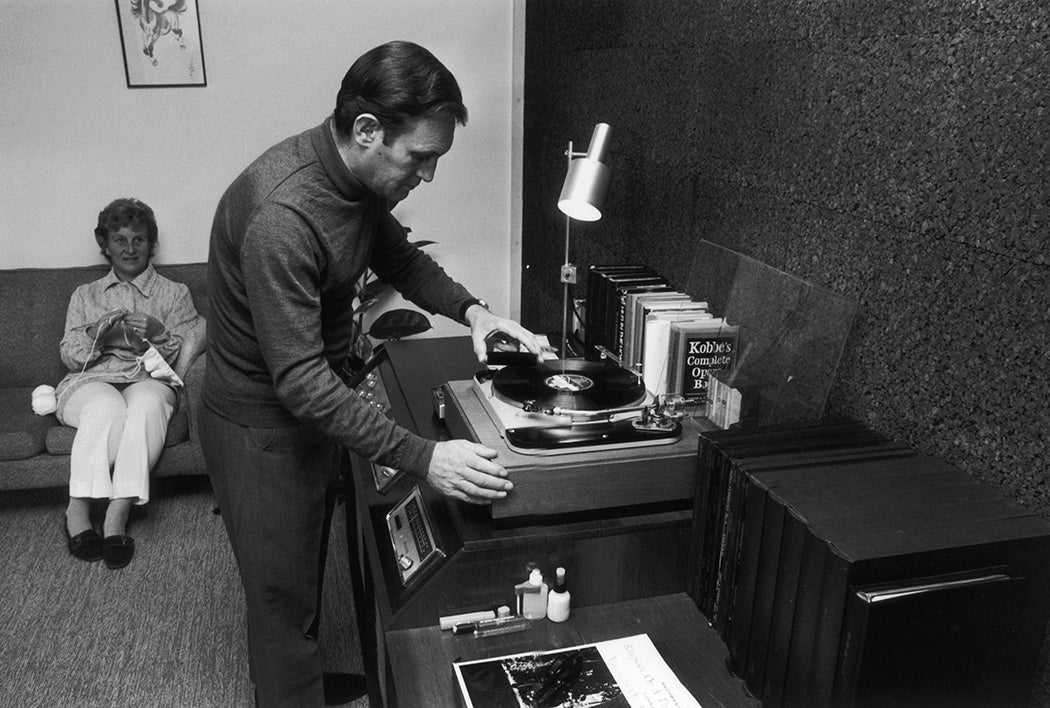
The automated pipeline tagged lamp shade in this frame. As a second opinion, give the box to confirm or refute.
[558,123,612,222]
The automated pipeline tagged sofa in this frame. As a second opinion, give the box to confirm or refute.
[0,263,209,491]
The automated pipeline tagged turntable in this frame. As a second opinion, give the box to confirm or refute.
[443,354,711,520]
[476,358,684,454]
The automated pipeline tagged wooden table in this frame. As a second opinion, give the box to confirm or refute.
[385,593,758,708]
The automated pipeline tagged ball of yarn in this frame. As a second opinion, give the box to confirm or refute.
[31,384,57,415]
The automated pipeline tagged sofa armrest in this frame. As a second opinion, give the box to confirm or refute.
[174,317,207,380]
[181,350,208,474]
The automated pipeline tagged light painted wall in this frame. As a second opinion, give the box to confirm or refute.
[0,0,520,336]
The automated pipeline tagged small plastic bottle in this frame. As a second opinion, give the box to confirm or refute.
[521,567,548,620]
[547,567,571,622]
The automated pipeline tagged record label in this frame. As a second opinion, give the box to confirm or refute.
[545,373,594,393]
[492,359,645,412]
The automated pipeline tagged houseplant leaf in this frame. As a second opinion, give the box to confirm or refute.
[367,309,432,340]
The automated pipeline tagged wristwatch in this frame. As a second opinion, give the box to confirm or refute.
[459,297,489,324]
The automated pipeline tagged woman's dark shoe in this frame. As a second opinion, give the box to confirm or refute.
[64,519,104,562]
[102,535,135,569]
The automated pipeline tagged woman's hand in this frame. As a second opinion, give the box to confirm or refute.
[87,310,126,341]
[123,312,165,342]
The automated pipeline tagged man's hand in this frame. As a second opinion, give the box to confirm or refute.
[426,439,513,504]
[465,305,549,364]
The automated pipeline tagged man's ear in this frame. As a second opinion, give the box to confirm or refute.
[352,113,384,146]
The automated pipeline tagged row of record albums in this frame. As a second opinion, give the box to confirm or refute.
[687,419,1050,708]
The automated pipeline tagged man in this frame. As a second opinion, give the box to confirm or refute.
[200,40,543,706]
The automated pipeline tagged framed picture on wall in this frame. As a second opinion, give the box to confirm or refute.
[114,0,206,88]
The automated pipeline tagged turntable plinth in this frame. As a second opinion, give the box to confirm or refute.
[443,379,708,520]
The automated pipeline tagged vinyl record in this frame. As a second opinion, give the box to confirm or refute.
[492,359,645,411]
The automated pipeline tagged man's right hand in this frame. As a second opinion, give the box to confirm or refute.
[426,439,513,504]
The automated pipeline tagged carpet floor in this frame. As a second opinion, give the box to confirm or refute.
[0,477,367,708]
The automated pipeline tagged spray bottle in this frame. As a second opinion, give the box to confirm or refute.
[516,564,548,620]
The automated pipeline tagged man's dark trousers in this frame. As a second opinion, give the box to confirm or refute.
[200,404,342,707]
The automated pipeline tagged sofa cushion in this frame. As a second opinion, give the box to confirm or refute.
[0,387,56,460]
[45,406,190,455]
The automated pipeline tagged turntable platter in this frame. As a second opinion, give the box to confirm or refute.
[492,359,645,412]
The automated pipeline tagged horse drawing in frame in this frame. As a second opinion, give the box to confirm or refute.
[129,0,187,66]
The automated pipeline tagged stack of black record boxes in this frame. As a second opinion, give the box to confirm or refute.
[688,421,1050,708]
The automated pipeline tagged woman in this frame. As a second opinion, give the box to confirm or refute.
[56,198,203,569]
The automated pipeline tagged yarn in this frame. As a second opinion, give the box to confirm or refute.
[139,345,183,387]
[31,385,58,415]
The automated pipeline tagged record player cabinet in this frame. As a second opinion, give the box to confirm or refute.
[343,337,706,707]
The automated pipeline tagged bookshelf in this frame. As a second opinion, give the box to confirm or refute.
[583,241,859,429]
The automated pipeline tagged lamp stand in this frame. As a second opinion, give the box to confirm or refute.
[559,140,583,361]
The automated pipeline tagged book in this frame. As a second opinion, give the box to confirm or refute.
[594,270,662,357]
[452,633,701,708]
[613,281,671,359]
[632,299,708,374]
[642,312,716,395]
[667,319,739,401]
[623,292,694,371]
[742,484,785,695]
[584,265,649,354]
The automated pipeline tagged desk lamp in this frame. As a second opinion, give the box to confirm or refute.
[557,122,611,359]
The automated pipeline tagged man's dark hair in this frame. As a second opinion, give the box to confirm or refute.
[94,197,158,260]
[334,40,468,139]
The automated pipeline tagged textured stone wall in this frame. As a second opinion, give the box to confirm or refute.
[522,1,1050,701]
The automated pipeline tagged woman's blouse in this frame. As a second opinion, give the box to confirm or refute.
[55,264,203,420]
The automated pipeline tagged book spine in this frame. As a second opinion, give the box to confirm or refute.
[584,267,604,354]
[615,291,630,359]
[743,491,788,697]
[726,474,768,675]
[807,547,851,708]
[782,532,830,707]
[667,326,684,395]
[642,319,672,395]
[694,435,726,613]
[711,457,741,634]
[687,437,715,605]
[623,294,639,370]
[762,505,809,705]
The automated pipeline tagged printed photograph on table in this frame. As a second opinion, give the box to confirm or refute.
[456,645,623,708]
[114,0,207,88]
[453,634,701,708]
